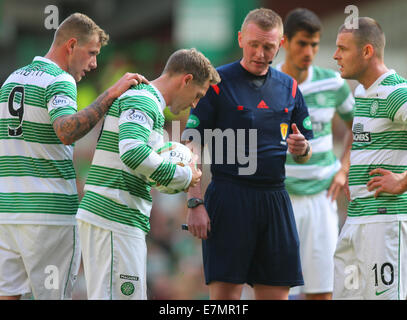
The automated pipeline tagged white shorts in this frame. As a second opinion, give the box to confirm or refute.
[77,219,147,300]
[0,224,80,299]
[333,220,407,300]
[289,190,339,295]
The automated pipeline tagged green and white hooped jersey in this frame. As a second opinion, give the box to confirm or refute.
[0,56,78,225]
[348,70,407,223]
[276,65,355,195]
[76,84,192,236]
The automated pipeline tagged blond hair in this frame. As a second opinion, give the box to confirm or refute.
[163,48,220,85]
[241,8,283,37]
[53,13,109,47]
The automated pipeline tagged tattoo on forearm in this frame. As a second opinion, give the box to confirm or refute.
[54,91,113,144]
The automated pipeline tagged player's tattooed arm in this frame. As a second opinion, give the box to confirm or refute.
[53,91,112,145]
[53,72,149,145]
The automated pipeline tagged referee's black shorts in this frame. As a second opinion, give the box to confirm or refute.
[202,178,304,287]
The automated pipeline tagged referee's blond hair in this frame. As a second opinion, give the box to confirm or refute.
[241,8,283,37]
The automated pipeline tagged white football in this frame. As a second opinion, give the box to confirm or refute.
[150,141,193,194]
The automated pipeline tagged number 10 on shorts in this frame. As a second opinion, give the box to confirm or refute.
[372,262,394,287]
[344,262,395,292]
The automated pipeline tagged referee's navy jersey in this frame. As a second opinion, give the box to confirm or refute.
[182,60,313,188]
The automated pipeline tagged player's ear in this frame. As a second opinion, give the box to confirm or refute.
[66,38,77,55]
[362,43,374,60]
[182,74,194,87]
[281,35,288,49]
[238,31,243,48]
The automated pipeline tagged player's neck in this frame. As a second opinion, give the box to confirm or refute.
[281,61,309,84]
[358,62,389,90]
[44,47,68,72]
[151,75,172,105]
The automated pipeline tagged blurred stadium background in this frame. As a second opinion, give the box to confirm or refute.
[1,0,406,299]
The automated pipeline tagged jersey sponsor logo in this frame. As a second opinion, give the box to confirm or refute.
[280,123,288,145]
[186,114,200,128]
[50,95,75,109]
[302,116,312,130]
[126,109,148,124]
[352,123,371,142]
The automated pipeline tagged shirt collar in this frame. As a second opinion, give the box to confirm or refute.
[149,83,167,111]
[33,56,60,68]
[364,69,396,93]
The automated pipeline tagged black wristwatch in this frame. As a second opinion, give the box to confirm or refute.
[187,198,204,208]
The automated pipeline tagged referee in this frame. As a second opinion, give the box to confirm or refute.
[182,8,313,300]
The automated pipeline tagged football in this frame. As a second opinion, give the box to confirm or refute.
[150,141,193,194]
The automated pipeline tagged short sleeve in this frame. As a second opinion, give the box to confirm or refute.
[45,73,77,123]
[291,87,314,140]
[387,87,407,122]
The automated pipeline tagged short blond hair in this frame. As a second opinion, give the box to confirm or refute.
[163,48,220,85]
[241,8,283,37]
[54,13,109,47]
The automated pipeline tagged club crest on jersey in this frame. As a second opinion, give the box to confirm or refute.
[353,123,371,142]
[315,93,327,106]
[280,123,288,145]
[370,100,379,116]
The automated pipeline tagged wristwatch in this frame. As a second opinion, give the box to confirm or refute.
[187,198,204,208]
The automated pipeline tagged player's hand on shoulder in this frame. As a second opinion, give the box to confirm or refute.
[107,72,149,100]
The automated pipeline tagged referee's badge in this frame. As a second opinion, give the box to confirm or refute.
[280,123,288,145]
